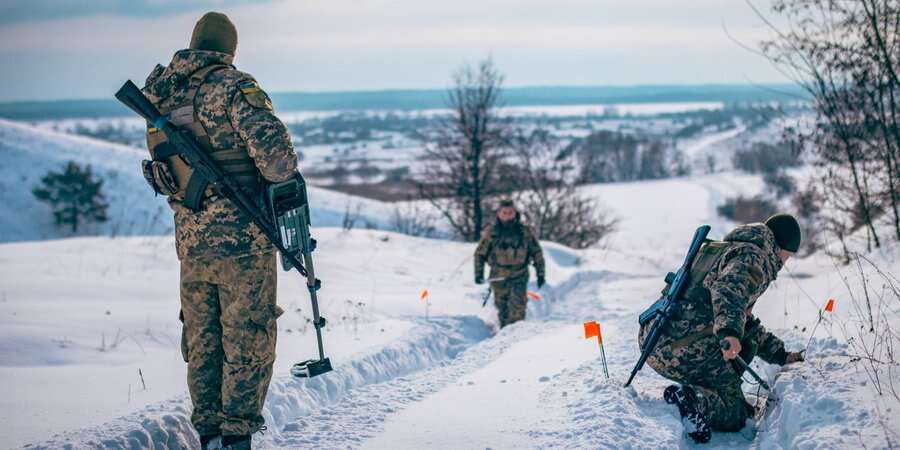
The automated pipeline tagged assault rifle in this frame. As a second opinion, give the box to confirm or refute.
[624,225,711,387]
[115,80,332,378]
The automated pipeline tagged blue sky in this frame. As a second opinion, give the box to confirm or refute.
[0,0,789,102]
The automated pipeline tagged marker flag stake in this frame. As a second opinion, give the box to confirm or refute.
[599,339,610,379]
[583,321,609,379]
[806,298,836,353]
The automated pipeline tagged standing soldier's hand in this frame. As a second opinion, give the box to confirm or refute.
[721,336,742,360]
[475,274,484,285]
[537,275,545,289]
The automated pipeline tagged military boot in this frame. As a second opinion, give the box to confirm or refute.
[200,434,221,450]
[222,435,251,450]
[664,385,711,444]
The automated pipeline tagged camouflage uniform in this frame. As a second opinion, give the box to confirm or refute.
[475,215,545,328]
[143,49,296,437]
[638,223,789,431]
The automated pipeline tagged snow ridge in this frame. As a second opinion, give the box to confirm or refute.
[20,316,491,450]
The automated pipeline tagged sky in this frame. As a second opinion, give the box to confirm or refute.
[0,0,790,102]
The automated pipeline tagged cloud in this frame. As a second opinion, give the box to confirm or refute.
[0,0,275,26]
[0,0,789,101]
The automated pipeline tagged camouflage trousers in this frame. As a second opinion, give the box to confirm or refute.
[640,330,755,431]
[180,251,282,437]
[493,278,528,328]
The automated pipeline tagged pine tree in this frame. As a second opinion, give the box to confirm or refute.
[32,161,109,233]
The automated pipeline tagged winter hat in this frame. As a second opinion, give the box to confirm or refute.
[190,12,238,56]
[498,199,515,209]
[765,213,801,252]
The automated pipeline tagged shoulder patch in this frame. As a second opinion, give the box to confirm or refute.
[237,80,273,111]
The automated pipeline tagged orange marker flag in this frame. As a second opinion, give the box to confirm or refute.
[527,291,542,301]
[584,321,600,340]
[584,321,609,378]
[420,289,429,301]
[824,298,835,313]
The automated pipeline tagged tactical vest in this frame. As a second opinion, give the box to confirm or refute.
[145,64,260,210]
[489,223,529,270]
[681,240,733,306]
[661,239,735,350]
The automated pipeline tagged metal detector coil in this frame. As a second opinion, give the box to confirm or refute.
[291,358,334,378]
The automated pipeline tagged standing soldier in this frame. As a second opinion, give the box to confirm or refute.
[638,214,806,443]
[475,199,546,328]
[140,12,297,450]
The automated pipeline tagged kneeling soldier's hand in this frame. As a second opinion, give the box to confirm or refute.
[721,336,742,360]
[785,351,805,364]
[475,274,484,285]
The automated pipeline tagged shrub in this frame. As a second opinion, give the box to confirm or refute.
[717,195,778,223]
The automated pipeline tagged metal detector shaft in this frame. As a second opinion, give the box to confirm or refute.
[303,251,325,360]
[721,339,771,391]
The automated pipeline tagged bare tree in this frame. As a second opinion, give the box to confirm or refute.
[391,200,440,238]
[417,58,512,241]
[511,129,618,249]
[756,0,900,249]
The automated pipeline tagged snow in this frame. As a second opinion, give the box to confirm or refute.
[2,118,900,449]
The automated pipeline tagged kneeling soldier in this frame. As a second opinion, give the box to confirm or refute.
[474,200,546,328]
[638,214,805,443]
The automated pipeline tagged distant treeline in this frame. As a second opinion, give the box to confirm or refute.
[0,84,809,121]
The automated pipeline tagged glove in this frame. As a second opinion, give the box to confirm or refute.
[784,351,805,364]
[537,275,545,288]
[475,274,484,285]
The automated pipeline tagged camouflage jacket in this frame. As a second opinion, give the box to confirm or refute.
[143,49,297,260]
[642,223,788,365]
[475,216,546,282]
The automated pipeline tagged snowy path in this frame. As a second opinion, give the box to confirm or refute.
[259,268,680,449]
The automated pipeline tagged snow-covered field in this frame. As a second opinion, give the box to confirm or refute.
[2,116,899,449]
